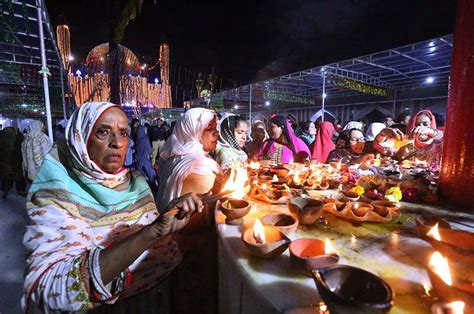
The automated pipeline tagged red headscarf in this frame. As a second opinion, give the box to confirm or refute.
[409,109,437,148]
[312,121,336,163]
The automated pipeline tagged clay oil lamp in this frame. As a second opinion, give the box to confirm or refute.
[219,166,251,224]
[289,238,340,274]
[242,218,291,259]
[261,213,299,236]
[360,189,384,203]
[219,199,251,225]
[370,200,401,217]
[323,197,346,212]
[270,165,290,178]
[312,265,394,313]
[247,161,261,177]
[288,196,325,225]
[257,173,274,185]
[426,251,473,306]
[416,216,474,265]
[341,190,360,202]
[287,170,304,189]
[351,202,374,218]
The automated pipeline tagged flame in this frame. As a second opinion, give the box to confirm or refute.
[222,166,249,199]
[447,301,465,314]
[373,154,381,167]
[428,251,452,286]
[422,282,432,296]
[261,183,267,191]
[351,234,357,244]
[336,160,342,171]
[272,175,278,182]
[353,202,360,210]
[283,184,291,193]
[325,239,337,255]
[427,223,441,241]
[293,170,302,184]
[253,219,266,244]
[249,161,260,170]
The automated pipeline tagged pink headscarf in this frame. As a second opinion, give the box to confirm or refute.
[257,115,311,162]
[312,121,335,163]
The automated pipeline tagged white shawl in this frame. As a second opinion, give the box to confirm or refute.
[156,108,222,210]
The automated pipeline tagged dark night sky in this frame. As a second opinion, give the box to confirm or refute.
[46,0,457,87]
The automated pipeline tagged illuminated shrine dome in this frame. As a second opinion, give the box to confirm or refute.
[85,43,140,73]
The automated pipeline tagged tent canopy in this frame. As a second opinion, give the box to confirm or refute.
[201,34,453,113]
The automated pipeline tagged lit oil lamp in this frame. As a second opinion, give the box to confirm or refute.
[417,216,474,265]
[248,161,260,170]
[288,196,325,225]
[261,213,299,236]
[219,166,250,224]
[373,154,381,167]
[289,238,340,273]
[242,218,291,258]
[431,300,465,314]
[426,251,473,306]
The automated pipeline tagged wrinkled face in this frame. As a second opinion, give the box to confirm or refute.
[252,127,265,142]
[88,107,129,173]
[416,114,431,128]
[349,129,365,154]
[385,117,394,126]
[200,117,218,152]
[270,122,283,140]
[307,122,316,136]
[403,115,412,125]
[234,121,248,148]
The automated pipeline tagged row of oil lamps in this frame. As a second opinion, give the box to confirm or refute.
[216,161,472,313]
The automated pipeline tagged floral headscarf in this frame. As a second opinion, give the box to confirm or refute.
[65,101,129,185]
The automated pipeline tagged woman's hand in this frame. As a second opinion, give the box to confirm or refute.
[410,126,437,141]
[145,193,204,241]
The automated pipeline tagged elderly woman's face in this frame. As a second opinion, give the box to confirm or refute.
[252,127,265,142]
[349,130,365,154]
[88,107,129,173]
[200,118,218,152]
[270,122,282,140]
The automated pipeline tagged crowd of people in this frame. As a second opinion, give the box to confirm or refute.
[0,101,444,313]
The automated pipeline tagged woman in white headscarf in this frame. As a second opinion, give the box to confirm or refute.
[343,121,363,131]
[156,107,222,210]
[156,107,223,313]
[21,120,52,181]
[365,122,386,142]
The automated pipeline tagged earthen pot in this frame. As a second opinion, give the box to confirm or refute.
[270,166,290,178]
[313,265,394,313]
[289,238,339,274]
[261,213,299,235]
[242,226,291,258]
[219,199,251,225]
[288,196,325,225]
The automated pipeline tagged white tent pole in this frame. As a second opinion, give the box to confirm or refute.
[321,70,326,122]
[249,84,252,122]
[37,0,54,142]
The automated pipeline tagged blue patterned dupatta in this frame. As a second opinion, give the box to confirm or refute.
[23,145,181,312]
[29,145,156,225]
